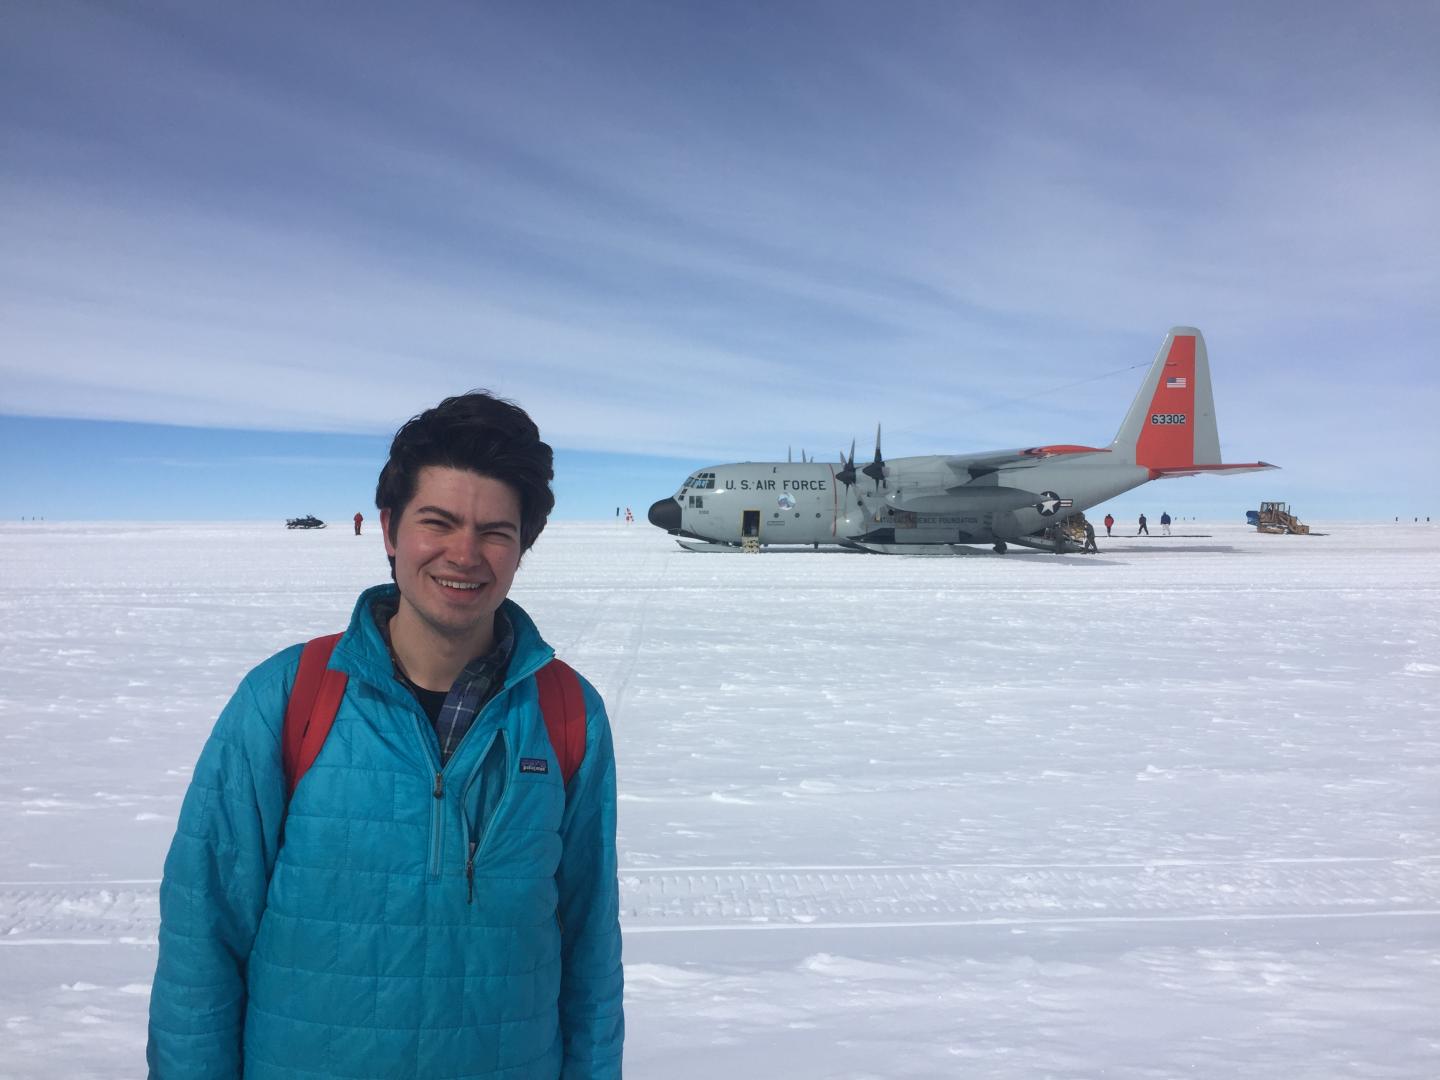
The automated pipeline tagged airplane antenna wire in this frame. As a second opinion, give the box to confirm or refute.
[884,360,1151,441]
[978,360,1152,414]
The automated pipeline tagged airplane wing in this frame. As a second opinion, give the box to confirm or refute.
[1148,461,1279,478]
[944,444,1111,480]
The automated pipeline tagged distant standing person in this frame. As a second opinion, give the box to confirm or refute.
[1137,513,1149,535]
[1103,513,1114,537]
[1082,520,1098,553]
[1160,511,1172,535]
[353,510,364,535]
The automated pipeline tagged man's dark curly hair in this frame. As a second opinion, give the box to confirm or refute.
[375,390,555,556]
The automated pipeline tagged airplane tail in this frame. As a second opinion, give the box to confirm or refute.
[1110,327,1275,477]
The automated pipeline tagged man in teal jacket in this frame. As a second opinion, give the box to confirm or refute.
[148,392,624,1078]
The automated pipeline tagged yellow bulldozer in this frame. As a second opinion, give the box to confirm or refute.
[1248,501,1310,535]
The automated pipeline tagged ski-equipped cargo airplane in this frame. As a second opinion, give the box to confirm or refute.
[647,327,1276,554]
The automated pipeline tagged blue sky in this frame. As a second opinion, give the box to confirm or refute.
[3,1,1437,522]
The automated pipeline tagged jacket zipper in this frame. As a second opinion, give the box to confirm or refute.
[460,730,517,905]
[399,697,449,880]
[465,841,478,904]
[407,647,554,887]
[429,769,445,879]
[457,730,497,900]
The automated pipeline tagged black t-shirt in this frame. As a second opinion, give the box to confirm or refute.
[410,684,449,724]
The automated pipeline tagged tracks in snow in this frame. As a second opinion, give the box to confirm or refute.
[619,856,1440,932]
[0,885,160,946]
[557,549,666,725]
[3,857,1437,945]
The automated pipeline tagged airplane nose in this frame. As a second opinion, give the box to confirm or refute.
[647,497,681,531]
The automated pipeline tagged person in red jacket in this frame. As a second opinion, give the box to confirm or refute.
[354,511,364,535]
[1103,513,1115,537]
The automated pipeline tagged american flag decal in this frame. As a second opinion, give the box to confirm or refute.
[1166,376,1187,389]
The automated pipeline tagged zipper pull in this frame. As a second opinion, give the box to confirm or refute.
[433,772,444,799]
[465,841,477,905]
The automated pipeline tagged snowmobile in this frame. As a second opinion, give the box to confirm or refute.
[286,515,327,529]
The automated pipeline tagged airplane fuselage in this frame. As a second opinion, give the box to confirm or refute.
[661,454,1151,549]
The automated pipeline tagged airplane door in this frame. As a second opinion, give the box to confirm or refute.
[742,510,760,538]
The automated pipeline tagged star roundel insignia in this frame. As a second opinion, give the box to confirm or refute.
[1036,491,1061,516]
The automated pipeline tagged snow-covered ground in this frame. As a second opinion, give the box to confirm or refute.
[2,519,1437,1078]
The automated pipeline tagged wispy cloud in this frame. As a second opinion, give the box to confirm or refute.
[121,454,378,469]
[2,1,1436,507]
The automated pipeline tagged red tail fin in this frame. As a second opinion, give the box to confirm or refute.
[1133,333,1198,470]
[1112,327,1277,478]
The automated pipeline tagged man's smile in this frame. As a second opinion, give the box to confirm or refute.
[434,576,486,591]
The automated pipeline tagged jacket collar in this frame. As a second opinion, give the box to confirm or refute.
[332,583,554,691]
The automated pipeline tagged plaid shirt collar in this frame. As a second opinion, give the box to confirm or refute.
[372,594,516,764]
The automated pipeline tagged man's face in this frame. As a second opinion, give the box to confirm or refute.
[381,466,524,652]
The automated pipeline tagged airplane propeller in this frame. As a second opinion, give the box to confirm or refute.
[835,440,869,518]
[836,439,858,489]
[861,424,888,492]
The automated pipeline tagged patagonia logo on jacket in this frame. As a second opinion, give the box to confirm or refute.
[519,757,549,774]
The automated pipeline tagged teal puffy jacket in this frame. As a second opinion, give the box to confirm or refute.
[148,585,624,1078]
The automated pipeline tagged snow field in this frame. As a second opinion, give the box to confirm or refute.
[1,520,1437,1077]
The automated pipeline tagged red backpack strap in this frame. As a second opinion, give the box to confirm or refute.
[535,658,586,786]
[282,634,348,798]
